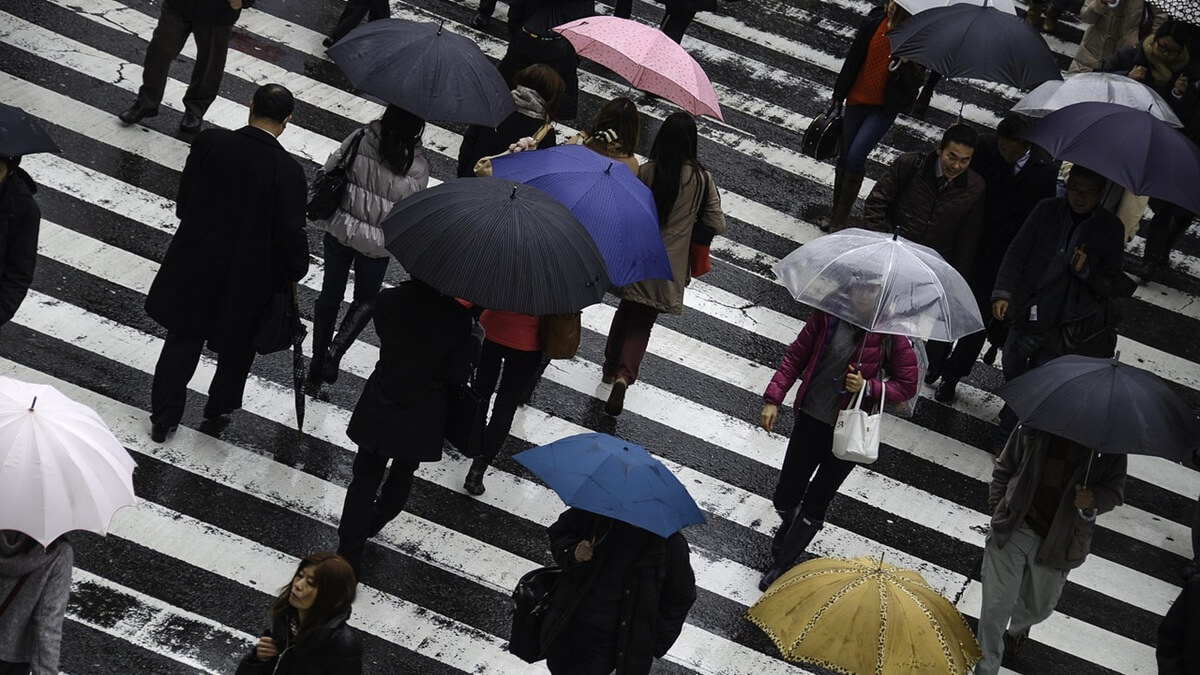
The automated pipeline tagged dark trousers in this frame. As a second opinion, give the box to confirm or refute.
[926,329,987,384]
[994,326,1057,444]
[660,9,696,43]
[328,0,390,42]
[613,0,633,18]
[771,412,855,521]
[318,233,389,308]
[477,0,499,18]
[137,3,233,117]
[337,447,420,566]
[603,299,659,384]
[0,661,31,675]
[474,340,543,460]
[150,330,256,426]
[546,619,619,675]
[1144,198,1194,266]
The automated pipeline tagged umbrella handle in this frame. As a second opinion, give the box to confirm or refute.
[1076,507,1097,522]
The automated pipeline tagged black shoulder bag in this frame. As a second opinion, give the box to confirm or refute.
[306,128,366,221]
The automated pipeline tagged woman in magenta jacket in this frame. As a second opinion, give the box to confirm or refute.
[757,309,918,589]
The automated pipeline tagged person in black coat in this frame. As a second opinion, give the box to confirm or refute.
[0,156,39,329]
[613,0,717,43]
[1158,572,1200,674]
[144,84,309,444]
[457,64,564,177]
[924,115,1058,402]
[336,278,477,573]
[235,552,362,675]
[539,508,696,675]
[496,0,591,121]
[118,0,256,133]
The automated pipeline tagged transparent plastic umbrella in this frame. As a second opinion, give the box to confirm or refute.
[773,228,984,341]
[1012,72,1183,128]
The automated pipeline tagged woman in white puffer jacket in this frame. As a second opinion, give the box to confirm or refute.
[310,105,429,391]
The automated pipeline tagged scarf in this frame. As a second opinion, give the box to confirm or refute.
[511,85,547,121]
[1142,35,1189,87]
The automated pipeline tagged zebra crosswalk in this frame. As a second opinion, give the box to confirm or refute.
[2,0,1198,672]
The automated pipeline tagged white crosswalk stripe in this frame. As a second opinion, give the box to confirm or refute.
[1,0,1197,673]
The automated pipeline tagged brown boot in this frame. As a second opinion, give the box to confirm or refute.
[1024,1,1045,26]
[819,168,846,232]
[1042,5,1060,32]
[829,172,864,232]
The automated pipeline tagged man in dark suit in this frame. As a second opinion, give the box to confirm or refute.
[144,84,309,443]
[118,0,255,133]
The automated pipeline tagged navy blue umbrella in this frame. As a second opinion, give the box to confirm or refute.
[327,19,515,127]
[0,103,59,158]
[491,145,671,287]
[1020,101,1200,214]
[514,432,706,538]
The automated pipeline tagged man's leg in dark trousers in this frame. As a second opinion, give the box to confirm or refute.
[942,330,988,383]
[338,449,419,571]
[993,327,1049,446]
[660,8,696,43]
[150,330,206,427]
[612,0,633,18]
[182,21,234,118]
[476,0,499,19]
[206,341,257,416]
[137,4,193,109]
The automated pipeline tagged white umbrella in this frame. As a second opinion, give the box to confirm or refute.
[1012,72,1184,127]
[895,0,1016,16]
[0,377,137,547]
[773,228,984,341]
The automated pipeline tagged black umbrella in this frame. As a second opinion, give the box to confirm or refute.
[1146,0,1200,27]
[995,353,1200,460]
[289,283,307,433]
[886,5,1062,90]
[0,103,60,158]
[327,19,515,127]
[381,178,610,315]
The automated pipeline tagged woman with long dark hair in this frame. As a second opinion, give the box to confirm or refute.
[310,105,428,392]
[235,552,361,674]
[602,112,725,416]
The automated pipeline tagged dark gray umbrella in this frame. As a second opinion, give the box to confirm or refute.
[0,103,59,158]
[886,5,1062,90]
[995,354,1200,460]
[290,283,307,434]
[327,19,515,127]
[381,178,610,315]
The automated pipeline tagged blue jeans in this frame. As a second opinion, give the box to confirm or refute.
[837,104,895,175]
[317,232,389,308]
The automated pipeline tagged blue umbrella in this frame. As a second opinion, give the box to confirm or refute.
[514,433,705,538]
[490,145,671,287]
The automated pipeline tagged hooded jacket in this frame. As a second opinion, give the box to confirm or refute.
[234,606,362,675]
[0,533,72,674]
[0,167,40,327]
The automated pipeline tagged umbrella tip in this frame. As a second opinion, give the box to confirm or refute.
[510,185,518,200]
[28,396,36,412]
[1112,350,1121,364]
[891,226,900,241]
[606,162,613,174]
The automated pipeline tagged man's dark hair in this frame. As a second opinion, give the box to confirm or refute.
[1068,164,1106,188]
[938,123,978,150]
[251,84,294,123]
[995,114,1031,141]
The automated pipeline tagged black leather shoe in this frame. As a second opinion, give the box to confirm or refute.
[923,366,941,386]
[179,111,203,133]
[1003,628,1029,656]
[759,566,784,592]
[150,422,178,443]
[322,36,336,47]
[203,402,233,420]
[934,379,958,403]
[119,101,158,125]
[469,11,489,28]
[464,458,488,496]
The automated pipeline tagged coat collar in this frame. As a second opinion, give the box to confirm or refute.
[237,125,283,149]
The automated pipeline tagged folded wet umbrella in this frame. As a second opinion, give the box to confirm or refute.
[0,102,60,158]
[327,19,515,127]
[381,177,609,315]
[514,432,705,538]
[995,353,1200,460]
[491,145,671,287]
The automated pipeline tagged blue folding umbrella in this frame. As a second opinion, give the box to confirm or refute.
[514,432,705,538]
[490,145,671,287]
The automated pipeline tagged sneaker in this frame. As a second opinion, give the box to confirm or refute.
[605,378,628,416]
[1003,628,1029,656]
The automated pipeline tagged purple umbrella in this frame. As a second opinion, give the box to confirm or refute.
[1019,101,1200,213]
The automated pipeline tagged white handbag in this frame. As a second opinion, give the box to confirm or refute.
[831,380,884,464]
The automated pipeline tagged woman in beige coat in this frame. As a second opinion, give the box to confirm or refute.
[1068,0,1144,73]
[602,112,725,415]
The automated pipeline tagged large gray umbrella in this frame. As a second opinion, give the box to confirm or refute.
[381,178,610,315]
[1012,72,1183,128]
[327,19,515,127]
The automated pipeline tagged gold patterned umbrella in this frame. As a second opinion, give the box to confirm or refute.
[745,556,981,675]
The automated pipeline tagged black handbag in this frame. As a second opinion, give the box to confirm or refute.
[444,321,487,457]
[801,105,843,161]
[306,128,366,221]
[507,565,561,663]
[1059,301,1120,358]
[253,283,299,355]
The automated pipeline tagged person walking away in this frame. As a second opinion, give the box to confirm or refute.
[825,0,927,232]
[0,156,39,331]
[458,65,564,177]
[538,508,696,674]
[923,116,1057,403]
[1158,570,1200,674]
[323,0,388,47]
[118,0,254,133]
[757,306,918,590]
[989,165,1130,450]
[310,105,429,392]
[613,0,716,43]
[975,426,1125,675]
[1068,0,1145,73]
[497,2,588,121]
[0,532,71,675]
[462,308,543,496]
[602,112,725,416]
[145,85,309,443]
[567,97,643,174]
[234,552,362,674]
[336,278,477,574]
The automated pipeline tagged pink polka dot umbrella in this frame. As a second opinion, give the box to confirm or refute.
[554,16,723,120]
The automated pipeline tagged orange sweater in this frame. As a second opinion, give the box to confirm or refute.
[847,19,891,107]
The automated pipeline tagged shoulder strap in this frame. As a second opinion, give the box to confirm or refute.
[339,128,367,169]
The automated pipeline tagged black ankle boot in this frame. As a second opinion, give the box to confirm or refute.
[321,300,375,384]
[307,301,338,389]
[464,458,489,496]
[770,507,800,557]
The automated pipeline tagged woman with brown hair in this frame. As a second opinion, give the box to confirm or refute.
[568,97,642,175]
[457,64,564,177]
[235,552,362,675]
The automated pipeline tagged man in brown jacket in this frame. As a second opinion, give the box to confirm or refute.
[975,425,1126,675]
[862,123,986,277]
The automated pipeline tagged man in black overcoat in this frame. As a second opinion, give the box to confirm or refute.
[118,0,255,133]
[0,156,40,329]
[144,84,309,443]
